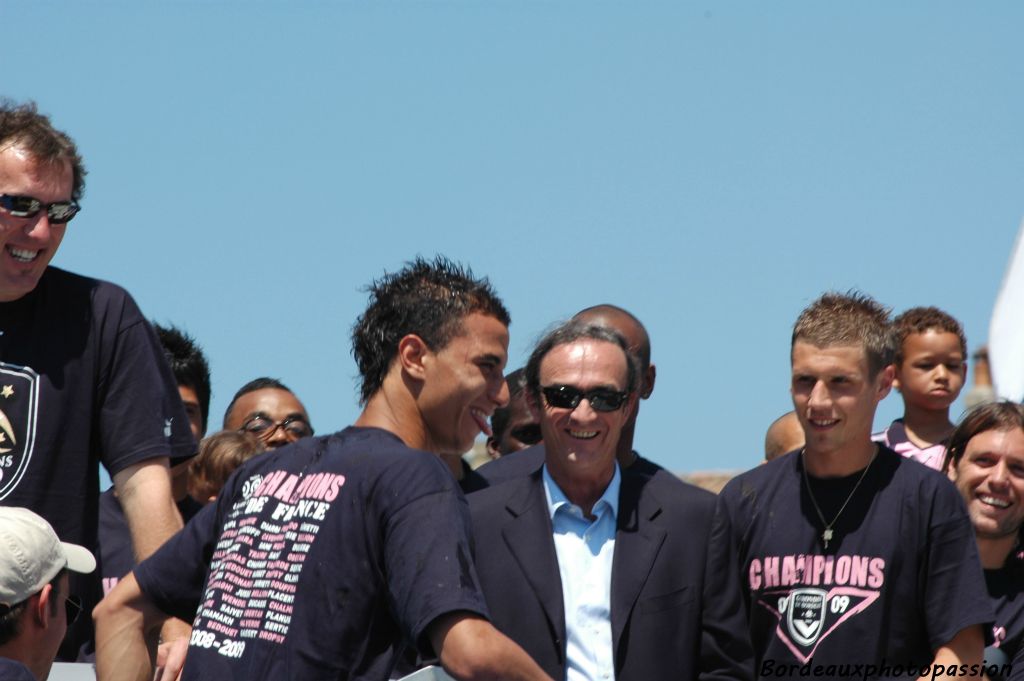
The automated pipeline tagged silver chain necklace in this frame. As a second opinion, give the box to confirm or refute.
[801,446,878,549]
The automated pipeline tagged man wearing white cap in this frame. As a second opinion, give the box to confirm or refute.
[0,507,96,681]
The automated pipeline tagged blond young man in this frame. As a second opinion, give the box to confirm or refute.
[708,292,990,679]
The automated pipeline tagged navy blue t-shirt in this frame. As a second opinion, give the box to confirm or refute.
[986,557,1024,680]
[708,447,993,679]
[134,427,490,681]
[0,266,195,656]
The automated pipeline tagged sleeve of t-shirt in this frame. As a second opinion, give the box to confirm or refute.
[378,455,490,657]
[95,287,195,476]
[699,482,756,681]
[133,501,221,623]
[922,479,995,651]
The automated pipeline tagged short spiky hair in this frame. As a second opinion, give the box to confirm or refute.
[0,100,86,202]
[791,291,895,378]
[945,401,1024,472]
[893,306,967,364]
[351,256,511,404]
[154,324,212,432]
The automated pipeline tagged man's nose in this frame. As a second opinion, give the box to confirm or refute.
[807,380,830,408]
[492,376,510,408]
[24,213,53,240]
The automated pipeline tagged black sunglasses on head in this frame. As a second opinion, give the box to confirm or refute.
[541,385,629,412]
[0,194,80,224]
[509,423,542,446]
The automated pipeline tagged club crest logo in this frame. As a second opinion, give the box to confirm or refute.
[759,586,880,663]
[786,588,827,646]
[0,363,40,500]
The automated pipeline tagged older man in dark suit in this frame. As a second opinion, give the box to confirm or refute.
[468,319,751,681]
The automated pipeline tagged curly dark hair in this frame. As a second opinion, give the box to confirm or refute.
[154,323,212,433]
[892,306,967,365]
[0,100,86,202]
[351,255,510,404]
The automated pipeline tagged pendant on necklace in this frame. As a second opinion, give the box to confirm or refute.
[822,528,833,548]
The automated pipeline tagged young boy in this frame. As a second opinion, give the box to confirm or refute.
[874,306,968,470]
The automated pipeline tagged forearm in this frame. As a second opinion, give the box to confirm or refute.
[923,625,984,679]
[94,573,166,681]
[114,459,184,560]
[431,613,553,681]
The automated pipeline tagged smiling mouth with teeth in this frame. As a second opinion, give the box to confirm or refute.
[979,494,1011,509]
[568,430,598,440]
[7,247,39,263]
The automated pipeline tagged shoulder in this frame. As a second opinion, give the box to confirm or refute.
[474,445,545,484]
[626,461,717,516]
[468,471,539,517]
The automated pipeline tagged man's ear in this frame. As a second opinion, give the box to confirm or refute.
[641,363,656,400]
[397,334,430,381]
[876,364,896,402]
[32,583,54,627]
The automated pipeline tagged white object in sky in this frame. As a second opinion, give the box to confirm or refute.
[989,218,1024,402]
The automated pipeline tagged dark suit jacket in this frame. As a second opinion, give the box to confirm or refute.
[468,461,752,681]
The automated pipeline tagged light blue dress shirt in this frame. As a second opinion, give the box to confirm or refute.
[542,463,620,681]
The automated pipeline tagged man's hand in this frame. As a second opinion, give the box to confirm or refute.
[154,619,192,681]
[114,458,184,561]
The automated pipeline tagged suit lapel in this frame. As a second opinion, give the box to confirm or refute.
[501,472,566,650]
[611,470,667,654]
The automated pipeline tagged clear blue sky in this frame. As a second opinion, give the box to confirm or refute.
[4,2,1021,477]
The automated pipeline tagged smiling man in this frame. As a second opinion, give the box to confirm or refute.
[94,256,552,681]
[946,401,1024,678]
[0,101,193,657]
[468,320,749,681]
[708,292,991,678]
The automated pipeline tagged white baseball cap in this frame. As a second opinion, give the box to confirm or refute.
[0,507,96,607]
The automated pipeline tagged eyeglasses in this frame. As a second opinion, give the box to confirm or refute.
[508,423,542,445]
[0,194,80,224]
[541,385,630,413]
[241,415,313,440]
[65,595,82,624]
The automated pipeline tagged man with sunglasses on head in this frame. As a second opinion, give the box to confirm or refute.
[468,320,752,681]
[0,507,96,681]
[95,256,554,681]
[0,101,194,658]
[222,377,313,449]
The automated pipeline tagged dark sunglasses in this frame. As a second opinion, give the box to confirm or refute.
[509,423,542,446]
[0,194,80,224]
[241,415,314,439]
[541,385,629,413]
[65,594,82,624]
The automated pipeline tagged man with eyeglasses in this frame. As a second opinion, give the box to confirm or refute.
[94,256,554,681]
[222,377,313,449]
[0,101,194,658]
[0,507,96,681]
[468,320,751,681]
